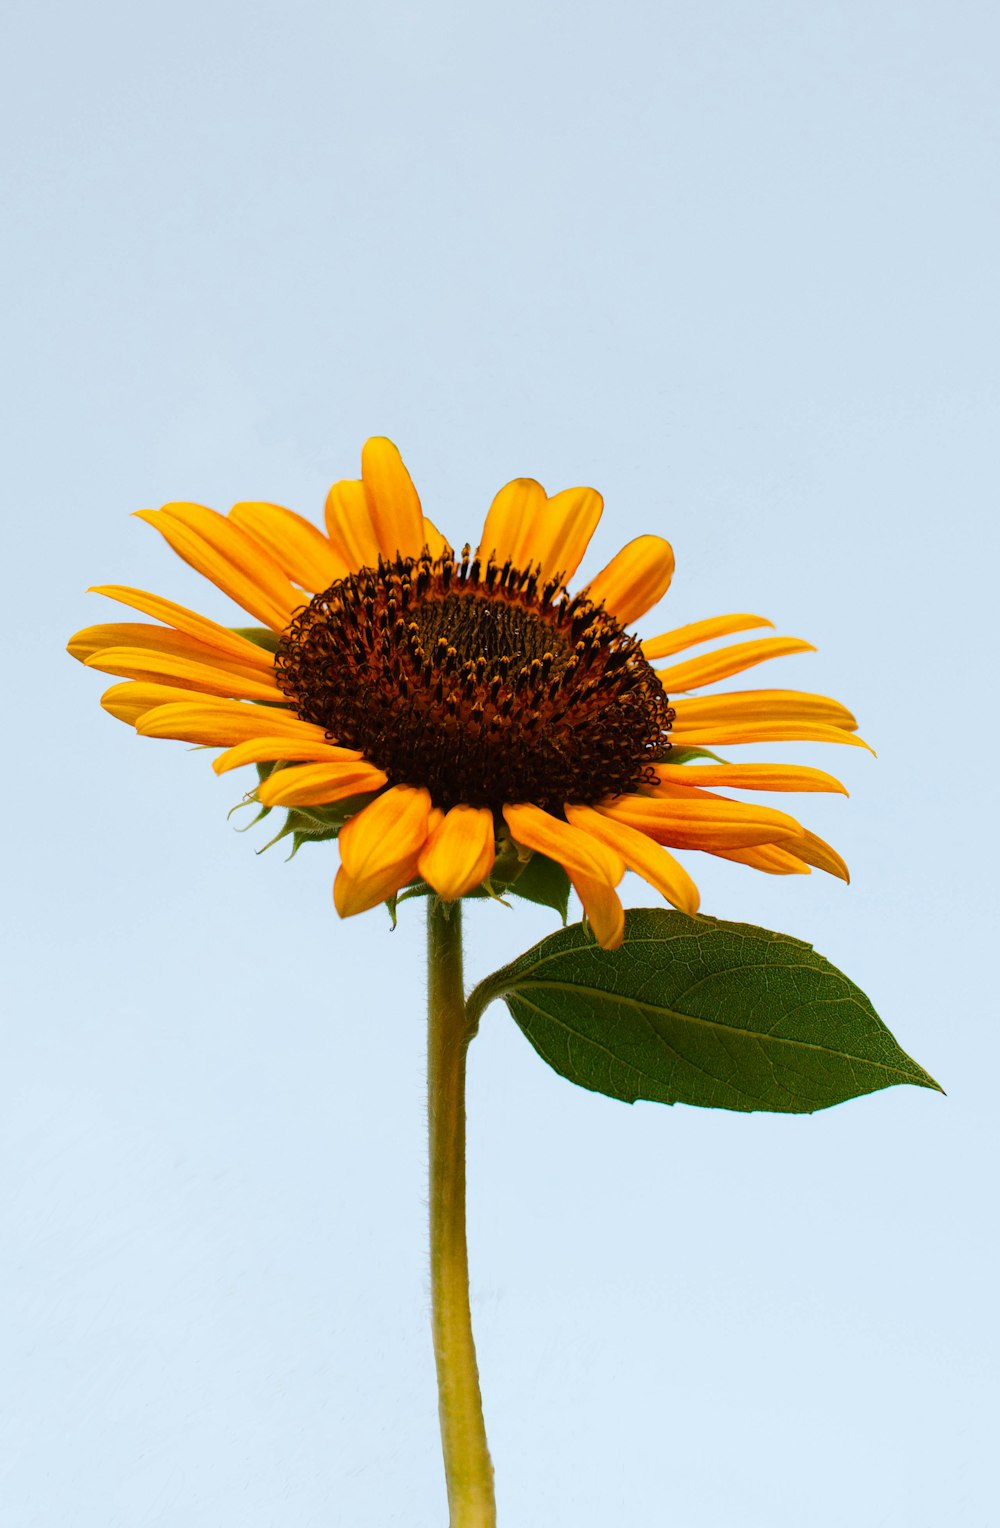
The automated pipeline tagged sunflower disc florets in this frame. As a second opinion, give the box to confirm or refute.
[275,544,674,814]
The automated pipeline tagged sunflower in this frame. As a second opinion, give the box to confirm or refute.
[68,437,866,949]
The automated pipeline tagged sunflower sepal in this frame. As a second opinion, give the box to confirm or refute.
[226,761,279,833]
[228,796,272,831]
[281,795,374,831]
[387,879,517,926]
[500,850,571,920]
[255,810,332,859]
[387,850,572,925]
[466,908,942,1115]
[231,626,281,653]
[250,793,381,860]
[663,745,728,766]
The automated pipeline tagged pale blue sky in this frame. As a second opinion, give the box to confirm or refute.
[3,2,998,1524]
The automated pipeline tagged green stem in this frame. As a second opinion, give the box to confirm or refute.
[427,899,497,1527]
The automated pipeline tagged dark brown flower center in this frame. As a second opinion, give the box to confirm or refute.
[276,546,673,814]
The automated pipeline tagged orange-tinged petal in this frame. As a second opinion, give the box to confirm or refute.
[672,689,858,730]
[566,870,626,950]
[87,585,278,667]
[502,803,626,949]
[642,613,774,661]
[709,844,813,875]
[360,437,425,559]
[335,785,433,916]
[583,535,675,625]
[323,479,383,570]
[669,724,873,752]
[784,829,850,882]
[565,803,700,916]
[502,803,624,884]
[656,636,815,693]
[417,805,496,900]
[257,760,388,807]
[476,478,547,567]
[519,486,604,583]
[84,647,286,702]
[421,515,453,559]
[711,833,848,880]
[597,792,805,851]
[101,681,211,725]
[228,501,348,591]
[653,762,848,795]
[645,778,799,804]
[135,698,323,745]
[212,737,364,774]
[135,506,302,630]
[69,621,276,680]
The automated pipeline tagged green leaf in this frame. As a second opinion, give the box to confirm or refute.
[467,909,941,1114]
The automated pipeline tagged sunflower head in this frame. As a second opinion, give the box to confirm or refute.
[69,436,867,948]
[275,544,674,814]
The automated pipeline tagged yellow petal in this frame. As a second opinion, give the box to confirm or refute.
[212,737,364,774]
[335,785,433,916]
[84,647,285,702]
[502,803,626,949]
[502,802,624,883]
[135,506,302,630]
[417,805,496,900]
[360,437,426,560]
[86,585,279,666]
[669,723,872,752]
[672,689,858,730]
[597,792,805,851]
[421,515,453,559]
[257,760,388,807]
[101,681,210,725]
[642,613,775,661]
[656,636,815,693]
[135,698,322,745]
[709,844,813,876]
[565,803,700,916]
[476,478,547,567]
[583,535,675,625]
[323,479,383,570]
[322,479,446,573]
[519,486,604,583]
[229,501,348,591]
[784,829,850,882]
[653,762,848,795]
[69,621,276,679]
[566,869,626,950]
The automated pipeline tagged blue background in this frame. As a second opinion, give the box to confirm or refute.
[3,2,997,1523]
